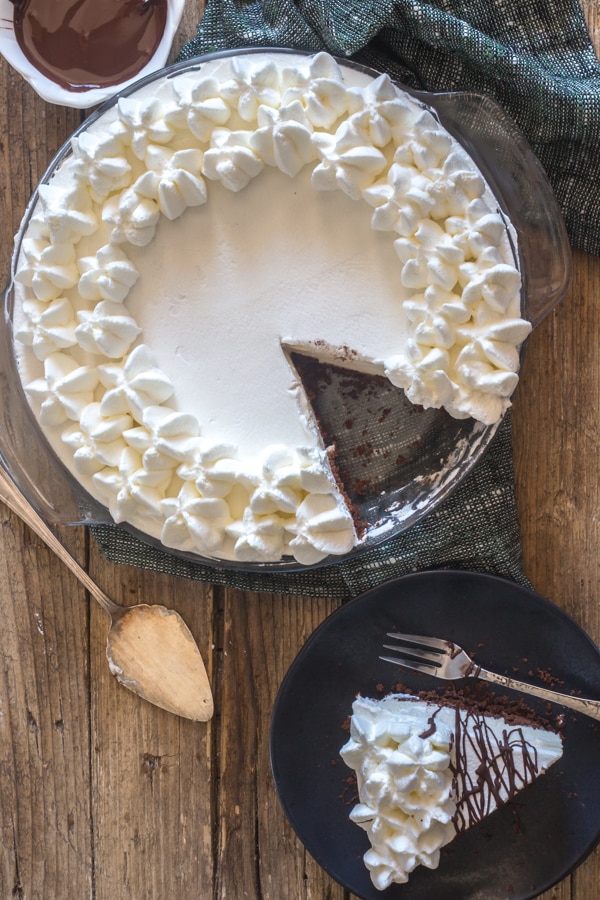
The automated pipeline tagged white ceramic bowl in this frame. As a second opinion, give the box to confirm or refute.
[0,0,186,108]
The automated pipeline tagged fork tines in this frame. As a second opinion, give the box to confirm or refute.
[385,632,447,650]
[380,631,444,674]
[378,654,440,676]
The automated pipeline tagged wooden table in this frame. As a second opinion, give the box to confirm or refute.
[1,3,599,897]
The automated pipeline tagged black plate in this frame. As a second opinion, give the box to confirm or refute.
[269,571,600,899]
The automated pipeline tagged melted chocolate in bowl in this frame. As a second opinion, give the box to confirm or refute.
[12,0,168,92]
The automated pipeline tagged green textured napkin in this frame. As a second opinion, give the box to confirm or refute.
[93,0,600,598]
[178,0,600,257]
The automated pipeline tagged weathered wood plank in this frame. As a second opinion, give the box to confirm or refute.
[513,248,600,900]
[0,514,92,898]
[87,546,216,899]
[217,589,346,899]
[0,45,92,900]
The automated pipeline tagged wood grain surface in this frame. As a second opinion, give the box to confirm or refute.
[0,3,599,898]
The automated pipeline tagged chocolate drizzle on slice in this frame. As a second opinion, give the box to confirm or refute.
[451,706,541,833]
[418,706,443,740]
[386,682,562,836]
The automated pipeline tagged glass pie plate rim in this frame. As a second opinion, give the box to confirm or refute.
[0,47,573,573]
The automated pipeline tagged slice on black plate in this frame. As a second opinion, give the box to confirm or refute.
[340,689,563,890]
[270,571,600,899]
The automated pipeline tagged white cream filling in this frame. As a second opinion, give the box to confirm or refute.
[11,51,530,565]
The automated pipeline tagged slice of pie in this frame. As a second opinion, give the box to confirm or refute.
[340,692,563,890]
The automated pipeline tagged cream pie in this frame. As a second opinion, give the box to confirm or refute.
[11,51,530,565]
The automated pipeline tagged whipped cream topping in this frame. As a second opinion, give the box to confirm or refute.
[12,51,529,564]
[340,695,457,890]
[340,694,563,890]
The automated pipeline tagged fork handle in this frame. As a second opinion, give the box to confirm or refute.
[477,667,600,721]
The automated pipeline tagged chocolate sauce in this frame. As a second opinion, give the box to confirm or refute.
[418,707,442,740]
[12,0,168,93]
[451,706,539,833]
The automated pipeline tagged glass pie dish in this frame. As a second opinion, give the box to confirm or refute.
[0,49,572,572]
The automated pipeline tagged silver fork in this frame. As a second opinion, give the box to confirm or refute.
[381,631,600,721]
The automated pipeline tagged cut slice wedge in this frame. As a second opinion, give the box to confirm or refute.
[340,692,563,890]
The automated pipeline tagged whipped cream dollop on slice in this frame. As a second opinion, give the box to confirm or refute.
[340,694,563,890]
[340,695,457,890]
